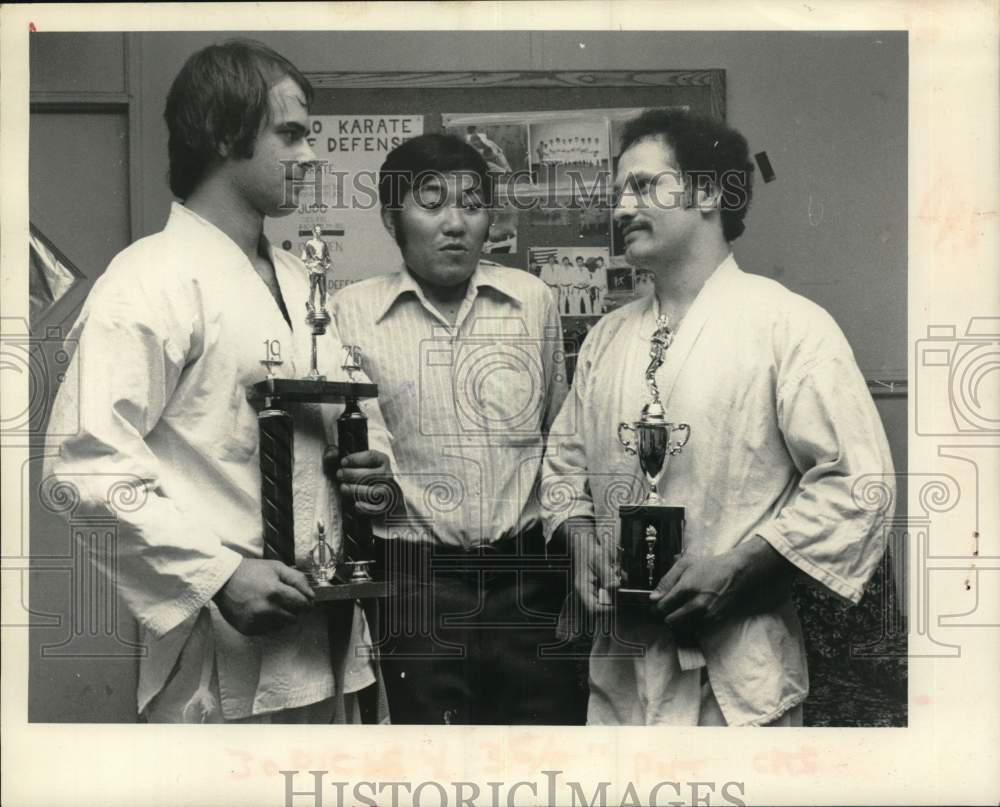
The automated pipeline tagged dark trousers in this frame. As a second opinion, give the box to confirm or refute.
[373,528,588,725]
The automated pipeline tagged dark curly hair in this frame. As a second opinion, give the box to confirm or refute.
[164,39,313,200]
[619,109,754,241]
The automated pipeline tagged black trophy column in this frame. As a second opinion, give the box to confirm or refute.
[337,396,373,562]
[258,406,295,565]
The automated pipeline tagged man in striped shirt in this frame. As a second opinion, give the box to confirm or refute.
[331,133,585,724]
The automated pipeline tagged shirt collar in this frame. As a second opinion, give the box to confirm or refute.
[469,261,525,304]
[374,260,524,323]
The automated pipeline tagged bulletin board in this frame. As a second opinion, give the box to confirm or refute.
[269,69,724,366]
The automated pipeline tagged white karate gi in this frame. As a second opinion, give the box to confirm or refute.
[45,203,394,721]
[539,261,561,306]
[541,255,894,725]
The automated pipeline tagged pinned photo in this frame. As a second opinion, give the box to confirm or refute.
[529,119,610,187]
[445,122,529,174]
[606,263,635,295]
[529,245,610,317]
[483,205,518,255]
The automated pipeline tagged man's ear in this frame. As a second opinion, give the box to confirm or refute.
[380,207,396,240]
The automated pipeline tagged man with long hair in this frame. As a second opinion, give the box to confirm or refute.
[45,41,395,723]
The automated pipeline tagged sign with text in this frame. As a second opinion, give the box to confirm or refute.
[265,115,423,289]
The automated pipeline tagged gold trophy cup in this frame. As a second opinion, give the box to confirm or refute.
[613,314,690,606]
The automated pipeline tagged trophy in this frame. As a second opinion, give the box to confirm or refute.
[614,313,691,606]
[246,289,389,602]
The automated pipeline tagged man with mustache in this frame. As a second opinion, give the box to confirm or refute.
[332,133,585,724]
[541,109,894,725]
[44,41,395,723]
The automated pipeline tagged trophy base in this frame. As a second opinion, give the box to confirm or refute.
[617,503,685,593]
[314,579,394,602]
[247,378,378,406]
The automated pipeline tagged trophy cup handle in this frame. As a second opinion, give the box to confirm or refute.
[669,423,690,455]
[617,422,637,455]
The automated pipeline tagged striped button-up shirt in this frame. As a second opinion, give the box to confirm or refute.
[331,261,567,548]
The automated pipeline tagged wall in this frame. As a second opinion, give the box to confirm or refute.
[30,30,908,721]
[28,32,141,723]
[137,30,907,380]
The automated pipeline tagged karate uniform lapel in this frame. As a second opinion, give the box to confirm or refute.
[635,258,740,677]
[642,256,741,496]
[648,258,739,412]
[215,244,337,717]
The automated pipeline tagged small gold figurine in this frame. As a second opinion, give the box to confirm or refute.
[644,524,658,588]
[308,520,337,586]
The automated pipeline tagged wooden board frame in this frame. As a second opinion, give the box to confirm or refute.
[310,69,722,102]
[306,68,725,121]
